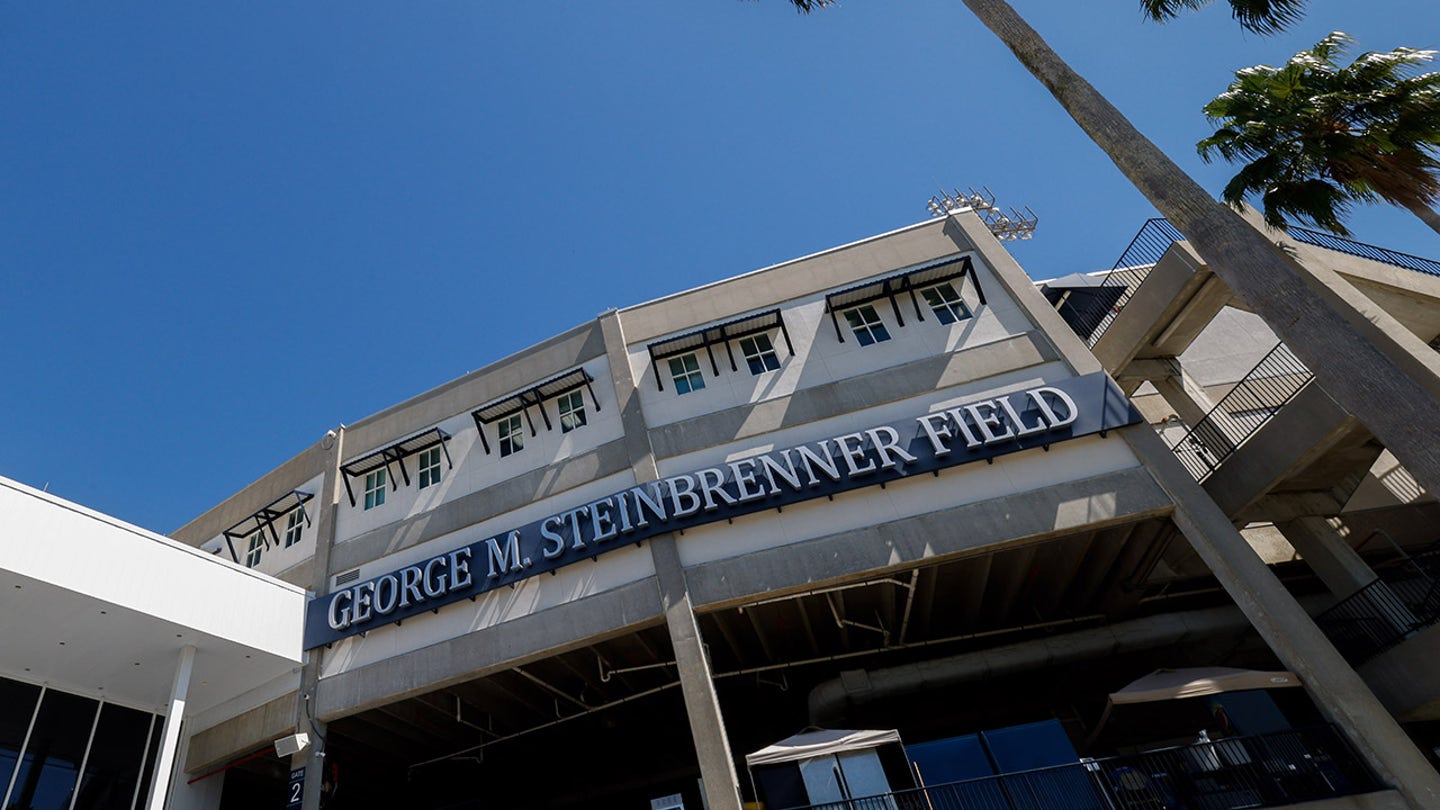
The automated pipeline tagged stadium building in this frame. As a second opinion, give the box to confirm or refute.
[4,202,1440,810]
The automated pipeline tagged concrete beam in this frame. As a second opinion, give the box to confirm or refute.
[1113,357,1178,385]
[1150,367,1220,431]
[1091,241,1214,373]
[1278,516,1379,599]
[314,577,664,719]
[1359,622,1440,722]
[1203,383,1358,518]
[1122,425,1440,810]
[185,692,298,775]
[943,212,1104,378]
[297,425,347,810]
[1235,491,1347,524]
[685,466,1173,610]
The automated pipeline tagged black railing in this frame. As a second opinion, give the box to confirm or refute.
[1291,227,1440,278]
[1315,569,1440,665]
[1060,219,1440,348]
[1068,219,1187,347]
[781,726,1380,810]
[1169,342,1314,481]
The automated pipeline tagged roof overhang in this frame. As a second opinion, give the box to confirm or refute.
[0,477,304,715]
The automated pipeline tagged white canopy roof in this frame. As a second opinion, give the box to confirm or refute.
[1110,667,1301,705]
[745,729,902,767]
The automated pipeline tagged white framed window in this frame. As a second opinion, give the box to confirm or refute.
[418,446,443,489]
[499,414,525,457]
[843,305,891,346]
[245,529,265,568]
[739,334,780,375]
[669,354,705,395]
[283,509,304,548]
[920,282,972,324]
[364,468,387,510]
[557,390,587,433]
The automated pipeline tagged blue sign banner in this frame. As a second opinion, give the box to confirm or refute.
[286,768,304,810]
[304,372,1141,648]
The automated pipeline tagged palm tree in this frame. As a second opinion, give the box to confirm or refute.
[776,2,1440,803]
[1139,0,1308,34]
[1199,32,1440,236]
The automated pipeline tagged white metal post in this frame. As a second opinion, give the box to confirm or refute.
[145,645,196,810]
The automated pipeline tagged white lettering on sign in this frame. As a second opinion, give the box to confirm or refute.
[328,548,476,631]
[319,382,1093,638]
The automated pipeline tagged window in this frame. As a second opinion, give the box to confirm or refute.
[920,282,972,324]
[499,414,525,457]
[669,354,705,395]
[739,334,780,375]
[245,530,265,568]
[283,509,304,548]
[418,446,443,489]
[843,305,891,346]
[557,390,587,433]
[364,468,387,510]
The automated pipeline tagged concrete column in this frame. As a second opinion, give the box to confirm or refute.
[1279,516,1379,598]
[298,427,345,810]
[597,309,744,810]
[1152,368,1236,461]
[651,536,744,810]
[1279,516,1416,634]
[145,644,196,810]
[1151,367,1217,430]
[1122,426,1440,809]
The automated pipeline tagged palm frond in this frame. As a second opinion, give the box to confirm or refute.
[782,0,837,12]
[1199,30,1440,234]
[1140,0,1307,34]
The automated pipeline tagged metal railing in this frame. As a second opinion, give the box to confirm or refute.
[1059,219,1440,349]
[1291,227,1440,278]
[1169,342,1314,481]
[1315,566,1440,665]
[1067,219,1187,347]
[781,726,1379,810]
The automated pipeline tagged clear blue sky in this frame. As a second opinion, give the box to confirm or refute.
[3,0,1436,533]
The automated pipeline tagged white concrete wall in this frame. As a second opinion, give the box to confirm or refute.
[628,253,1033,428]
[650,366,1143,567]
[320,469,652,677]
[333,356,622,543]
[199,472,324,578]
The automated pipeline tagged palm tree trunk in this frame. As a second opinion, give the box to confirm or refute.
[1403,199,1440,236]
[957,0,1440,500]
[960,1,1440,806]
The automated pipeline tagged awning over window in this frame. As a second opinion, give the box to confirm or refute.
[470,368,599,454]
[339,427,452,507]
[646,308,795,391]
[823,255,983,342]
[220,490,313,562]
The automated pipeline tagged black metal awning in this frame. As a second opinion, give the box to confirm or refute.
[339,427,453,507]
[470,368,600,454]
[646,308,795,391]
[220,490,314,563]
[823,255,984,342]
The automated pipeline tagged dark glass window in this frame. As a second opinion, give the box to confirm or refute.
[73,703,154,810]
[0,678,43,804]
[8,690,100,810]
[130,716,163,810]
